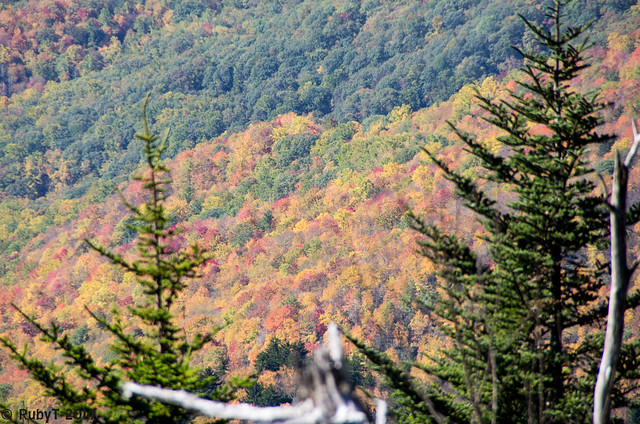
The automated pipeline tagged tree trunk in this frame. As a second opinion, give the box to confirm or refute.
[593,119,640,424]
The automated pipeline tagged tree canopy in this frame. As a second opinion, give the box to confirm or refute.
[352,1,640,423]
[0,97,236,423]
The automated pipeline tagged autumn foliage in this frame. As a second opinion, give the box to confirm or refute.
[1,2,640,412]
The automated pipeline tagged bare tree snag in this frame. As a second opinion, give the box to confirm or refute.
[594,120,640,424]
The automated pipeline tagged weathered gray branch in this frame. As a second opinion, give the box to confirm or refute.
[123,323,386,424]
[123,383,323,423]
[625,120,640,167]
[593,120,640,424]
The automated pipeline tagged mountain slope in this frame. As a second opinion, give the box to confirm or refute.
[0,0,633,201]
[2,0,640,409]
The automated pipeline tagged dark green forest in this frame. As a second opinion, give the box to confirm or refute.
[0,0,633,200]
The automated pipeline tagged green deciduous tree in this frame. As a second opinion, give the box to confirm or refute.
[0,96,235,423]
[352,1,640,423]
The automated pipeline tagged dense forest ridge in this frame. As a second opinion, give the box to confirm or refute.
[0,0,633,200]
[1,0,640,411]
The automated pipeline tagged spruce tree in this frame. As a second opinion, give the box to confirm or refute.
[353,1,640,423]
[0,96,232,423]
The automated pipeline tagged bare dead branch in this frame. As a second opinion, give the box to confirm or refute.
[625,119,640,168]
[122,323,385,424]
[594,119,640,424]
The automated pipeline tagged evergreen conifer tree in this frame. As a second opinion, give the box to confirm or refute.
[0,96,233,423]
[351,1,640,423]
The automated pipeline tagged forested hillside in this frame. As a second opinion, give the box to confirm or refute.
[2,0,640,415]
[0,0,633,200]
